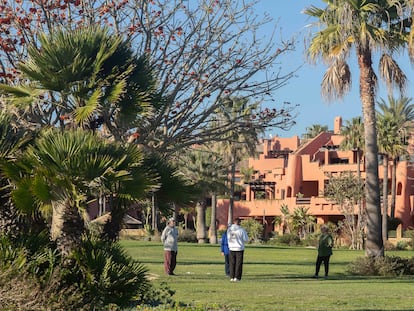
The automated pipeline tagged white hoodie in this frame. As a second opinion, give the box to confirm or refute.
[227,224,249,251]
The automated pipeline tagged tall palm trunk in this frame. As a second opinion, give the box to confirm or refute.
[382,155,389,241]
[390,158,397,218]
[358,47,383,257]
[209,193,217,244]
[196,200,207,243]
[228,148,236,223]
[356,147,364,250]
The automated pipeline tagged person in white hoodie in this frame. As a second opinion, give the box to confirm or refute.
[227,217,249,282]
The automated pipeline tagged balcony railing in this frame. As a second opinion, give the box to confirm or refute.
[296,197,311,205]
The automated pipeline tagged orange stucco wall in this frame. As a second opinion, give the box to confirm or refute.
[216,118,414,233]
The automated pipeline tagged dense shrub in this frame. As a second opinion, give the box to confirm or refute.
[241,218,263,243]
[396,240,408,250]
[178,229,197,242]
[301,233,319,247]
[0,235,86,310]
[404,229,414,248]
[384,240,397,251]
[274,233,301,246]
[68,236,152,308]
[0,233,173,310]
[347,255,414,276]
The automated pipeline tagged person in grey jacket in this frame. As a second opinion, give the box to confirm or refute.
[227,217,249,282]
[161,217,178,275]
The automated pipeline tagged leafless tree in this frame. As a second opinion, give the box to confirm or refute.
[0,0,298,154]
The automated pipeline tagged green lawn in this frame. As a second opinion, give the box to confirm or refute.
[122,241,414,310]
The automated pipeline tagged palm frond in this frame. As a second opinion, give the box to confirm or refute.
[0,83,44,107]
[74,88,102,126]
[379,54,407,93]
[321,59,352,101]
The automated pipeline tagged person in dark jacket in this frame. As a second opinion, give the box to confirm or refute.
[312,225,333,279]
[220,223,231,277]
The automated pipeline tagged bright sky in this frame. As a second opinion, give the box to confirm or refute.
[254,1,414,138]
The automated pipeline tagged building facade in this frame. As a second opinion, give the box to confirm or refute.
[216,117,414,236]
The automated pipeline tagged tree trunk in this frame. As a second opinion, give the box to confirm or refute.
[209,193,217,244]
[196,200,207,243]
[358,47,383,257]
[102,207,124,242]
[356,148,364,250]
[228,148,236,224]
[390,158,397,218]
[151,191,158,233]
[184,213,188,230]
[382,155,389,242]
[51,199,84,256]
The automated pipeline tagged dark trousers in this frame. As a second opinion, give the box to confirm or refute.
[315,255,331,276]
[224,254,230,276]
[164,250,177,275]
[229,250,244,280]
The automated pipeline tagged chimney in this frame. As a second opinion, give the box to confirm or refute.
[334,116,342,134]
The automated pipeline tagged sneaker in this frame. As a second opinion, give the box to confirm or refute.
[234,278,240,282]
[311,275,318,279]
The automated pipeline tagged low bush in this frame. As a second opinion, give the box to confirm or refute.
[241,218,263,243]
[273,233,301,246]
[67,236,154,308]
[301,233,319,247]
[0,233,173,310]
[384,240,397,251]
[178,229,197,243]
[404,229,414,248]
[396,240,408,250]
[347,255,414,276]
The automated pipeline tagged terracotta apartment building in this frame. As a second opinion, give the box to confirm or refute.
[216,116,414,236]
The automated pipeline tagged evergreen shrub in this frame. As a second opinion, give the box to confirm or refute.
[347,255,414,276]
[178,229,197,243]
[274,233,301,246]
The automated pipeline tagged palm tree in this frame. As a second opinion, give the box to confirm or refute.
[279,204,292,234]
[214,97,260,223]
[2,129,155,255]
[304,0,413,257]
[141,153,198,234]
[377,114,397,241]
[304,124,328,139]
[179,205,195,230]
[291,207,316,239]
[340,117,365,249]
[0,111,39,237]
[178,147,227,244]
[0,25,157,141]
[377,96,414,218]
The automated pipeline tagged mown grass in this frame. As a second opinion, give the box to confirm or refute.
[122,240,414,310]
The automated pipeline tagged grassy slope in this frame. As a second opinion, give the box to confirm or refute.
[122,241,414,311]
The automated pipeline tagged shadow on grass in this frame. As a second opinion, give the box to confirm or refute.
[165,271,414,284]
[236,274,414,284]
